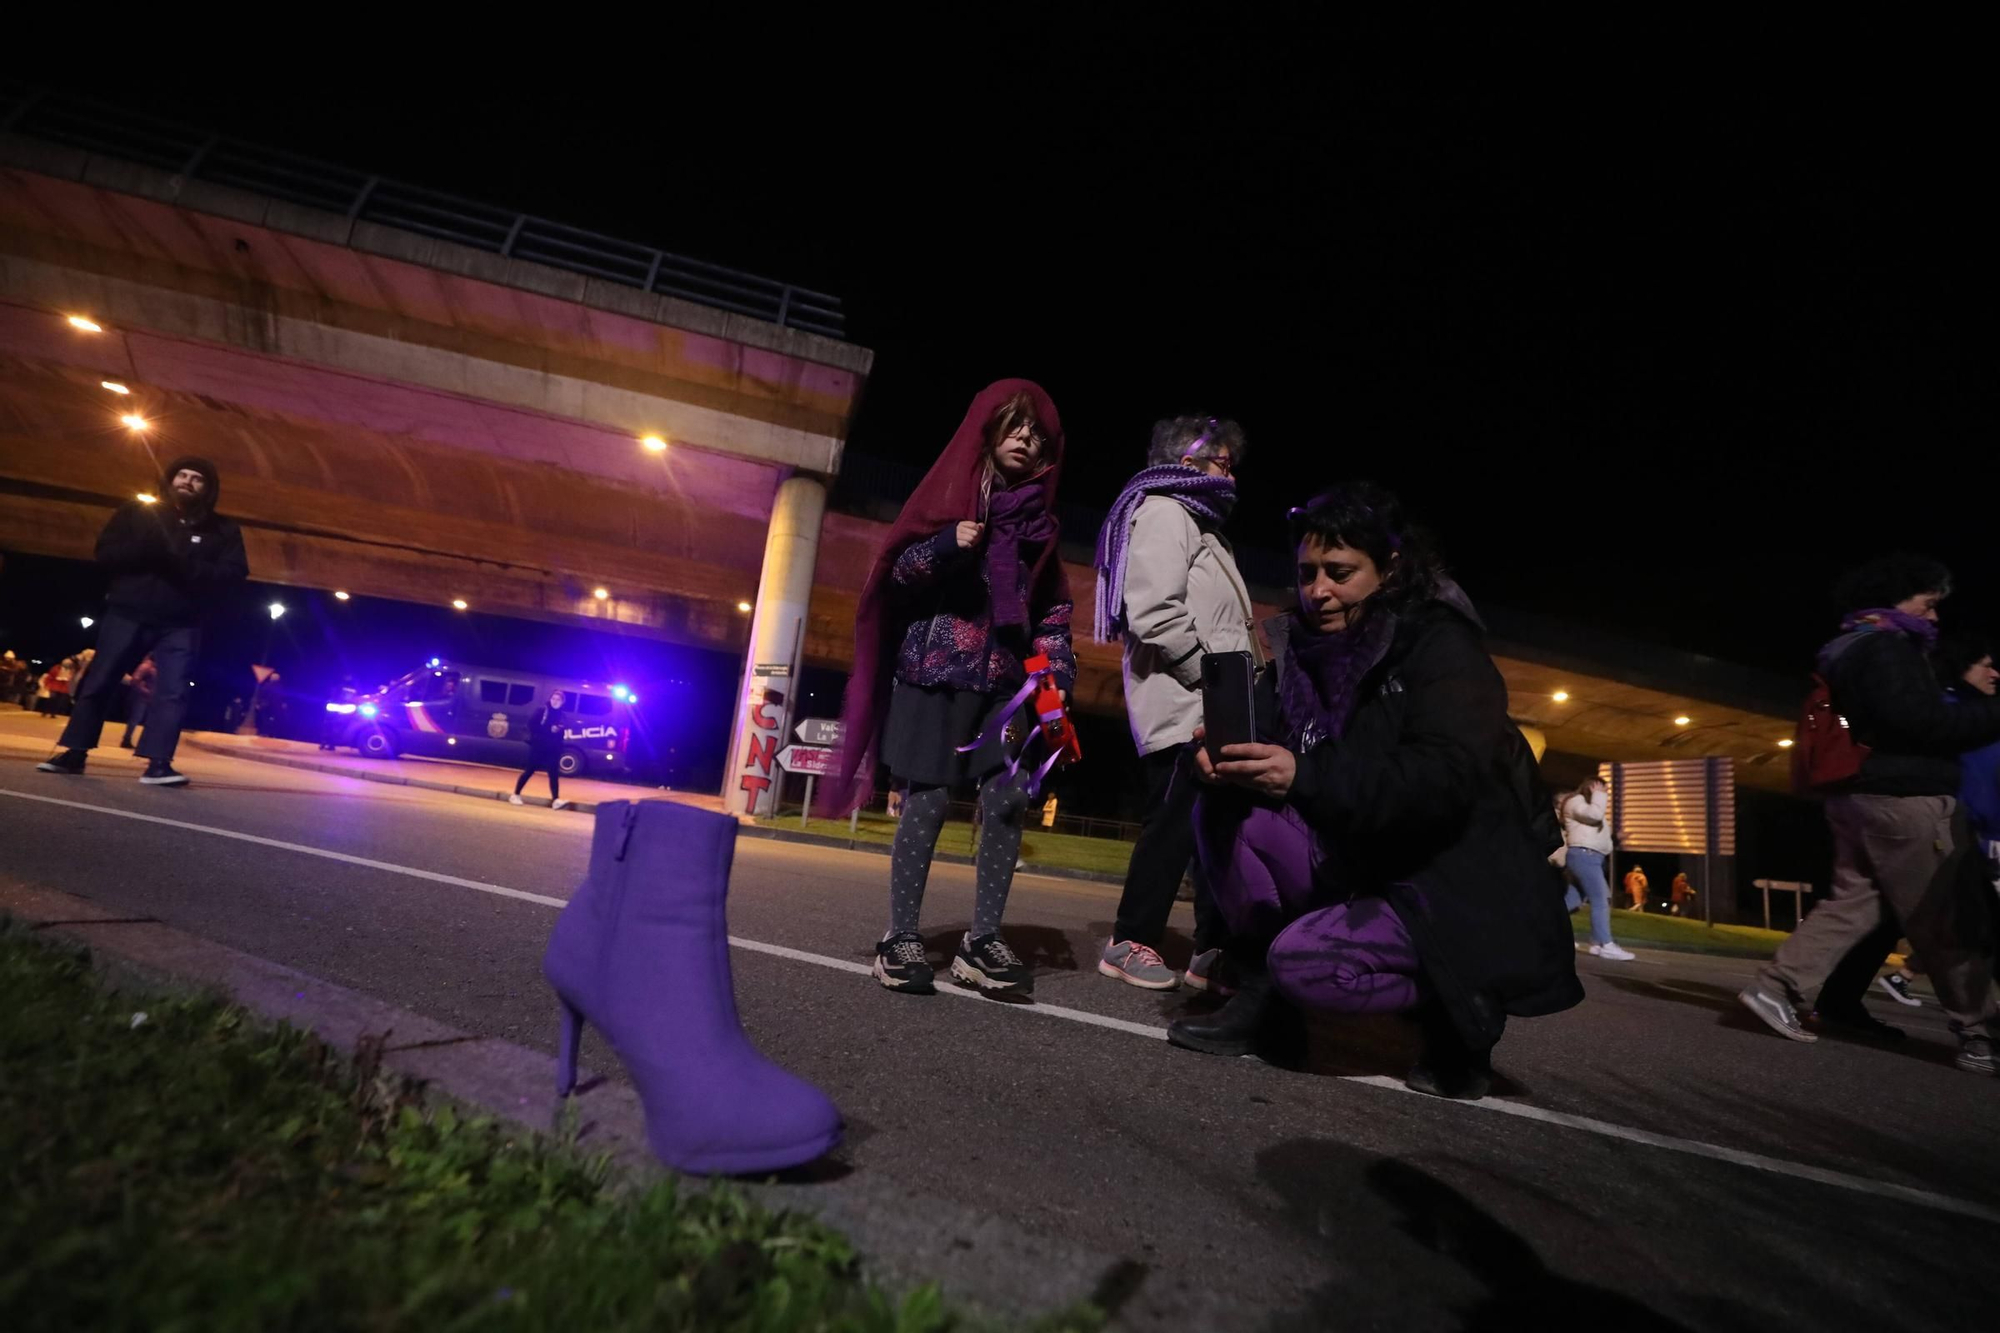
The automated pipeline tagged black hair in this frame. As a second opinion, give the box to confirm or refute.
[1286,481,1445,617]
[1935,633,1994,689]
[1833,554,1952,614]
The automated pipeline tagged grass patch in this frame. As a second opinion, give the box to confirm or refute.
[1573,908,1791,958]
[0,922,1101,1331]
[785,814,1136,879]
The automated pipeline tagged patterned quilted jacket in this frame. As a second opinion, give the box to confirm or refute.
[890,526,1076,695]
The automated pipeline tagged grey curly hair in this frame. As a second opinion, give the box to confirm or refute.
[1145,415,1247,470]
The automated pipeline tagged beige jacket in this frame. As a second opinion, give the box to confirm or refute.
[1119,495,1259,755]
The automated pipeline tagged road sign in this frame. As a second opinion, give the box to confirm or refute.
[775,744,835,776]
[794,717,843,747]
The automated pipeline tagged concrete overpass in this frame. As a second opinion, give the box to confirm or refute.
[0,96,1796,808]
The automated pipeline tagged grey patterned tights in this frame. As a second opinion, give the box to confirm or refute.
[886,780,1029,938]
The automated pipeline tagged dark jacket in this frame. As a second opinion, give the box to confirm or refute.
[1269,598,1583,1050]
[1824,629,2000,797]
[889,525,1076,695]
[97,457,249,628]
[527,706,568,758]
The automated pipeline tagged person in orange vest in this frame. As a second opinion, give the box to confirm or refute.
[1623,864,1649,912]
[1670,872,1697,916]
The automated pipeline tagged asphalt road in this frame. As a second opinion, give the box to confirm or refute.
[4,708,1998,1330]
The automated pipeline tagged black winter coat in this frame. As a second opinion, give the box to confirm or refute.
[1824,629,2000,797]
[526,707,568,759]
[96,500,249,628]
[1272,598,1583,1050]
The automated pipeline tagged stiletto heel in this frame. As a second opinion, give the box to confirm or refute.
[542,800,842,1173]
[555,997,583,1096]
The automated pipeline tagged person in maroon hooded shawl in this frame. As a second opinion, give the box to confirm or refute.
[826,380,1076,997]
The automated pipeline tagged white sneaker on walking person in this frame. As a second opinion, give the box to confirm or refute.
[552,799,570,810]
[1589,942,1636,961]
[508,794,525,805]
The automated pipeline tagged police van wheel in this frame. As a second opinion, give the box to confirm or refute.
[359,726,399,759]
[558,746,585,777]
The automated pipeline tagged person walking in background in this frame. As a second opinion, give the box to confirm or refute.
[1810,632,2000,1033]
[1093,415,1258,993]
[1562,775,1633,960]
[827,380,1076,998]
[1167,484,1581,1098]
[50,658,76,717]
[0,651,26,709]
[509,689,571,809]
[1740,556,2000,1070]
[1669,872,1697,916]
[36,457,249,786]
[1623,863,1649,912]
[119,655,157,750]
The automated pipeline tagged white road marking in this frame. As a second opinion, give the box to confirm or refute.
[7,784,1997,1224]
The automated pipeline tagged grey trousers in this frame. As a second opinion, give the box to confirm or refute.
[1760,794,1997,1033]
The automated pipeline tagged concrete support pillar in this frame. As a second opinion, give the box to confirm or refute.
[725,474,827,817]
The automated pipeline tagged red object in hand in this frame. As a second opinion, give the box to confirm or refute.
[1024,653,1081,768]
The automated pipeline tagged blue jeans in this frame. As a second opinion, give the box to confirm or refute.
[1563,848,1613,946]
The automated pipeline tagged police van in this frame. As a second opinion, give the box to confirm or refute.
[328,660,640,776]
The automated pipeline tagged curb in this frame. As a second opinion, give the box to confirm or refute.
[0,880,1169,1326]
[190,739,1132,887]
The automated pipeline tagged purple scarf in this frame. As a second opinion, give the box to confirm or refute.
[1841,607,1940,648]
[987,478,1058,630]
[1278,605,1397,748]
[1091,465,1238,642]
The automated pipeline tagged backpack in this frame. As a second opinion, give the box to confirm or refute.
[1793,643,1871,795]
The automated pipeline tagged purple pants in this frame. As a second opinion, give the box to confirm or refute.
[1196,800,1422,1015]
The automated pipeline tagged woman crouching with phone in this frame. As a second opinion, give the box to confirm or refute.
[1169,483,1581,1097]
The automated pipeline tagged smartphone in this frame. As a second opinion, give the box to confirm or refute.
[1201,651,1257,766]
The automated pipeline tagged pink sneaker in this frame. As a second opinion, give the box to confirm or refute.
[1183,948,1239,997]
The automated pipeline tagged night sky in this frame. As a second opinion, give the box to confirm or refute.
[30,31,1997,677]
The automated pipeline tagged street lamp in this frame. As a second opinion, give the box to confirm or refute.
[268,602,287,621]
[120,413,149,431]
[333,590,350,601]
[136,492,157,504]
[736,601,752,613]
[80,616,94,629]
[451,598,469,611]
[1551,690,1570,703]
[67,315,102,333]
[101,380,130,394]
[593,587,610,600]
[640,435,668,453]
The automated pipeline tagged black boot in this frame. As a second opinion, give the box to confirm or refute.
[1169,970,1273,1057]
[1405,1003,1492,1100]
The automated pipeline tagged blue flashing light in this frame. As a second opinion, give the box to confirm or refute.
[359,702,379,718]
[626,693,639,704]
[427,657,441,668]
[325,702,358,714]
[611,684,630,700]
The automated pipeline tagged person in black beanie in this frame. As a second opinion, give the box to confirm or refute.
[38,456,249,786]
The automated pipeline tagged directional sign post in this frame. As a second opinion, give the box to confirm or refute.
[794,718,843,748]
[776,742,837,829]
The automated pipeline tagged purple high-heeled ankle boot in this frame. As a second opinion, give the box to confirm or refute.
[544,800,843,1173]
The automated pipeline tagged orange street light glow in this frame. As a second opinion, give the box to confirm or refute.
[136,492,157,504]
[640,435,668,453]
[593,587,610,600]
[67,315,103,332]
[736,600,752,613]
[120,413,148,431]
[101,380,130,394]
[1777,738,1794,748]
[1674,716,1692,726]
[1551,690,1570,703]
[451,598,469,611]
[334,590,351,601]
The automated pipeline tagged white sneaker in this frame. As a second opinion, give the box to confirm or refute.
[508,794,525,805]
[551,799,570,810]
[1590,943,1636,961]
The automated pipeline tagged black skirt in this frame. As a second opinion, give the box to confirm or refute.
[880,680,1025,790]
